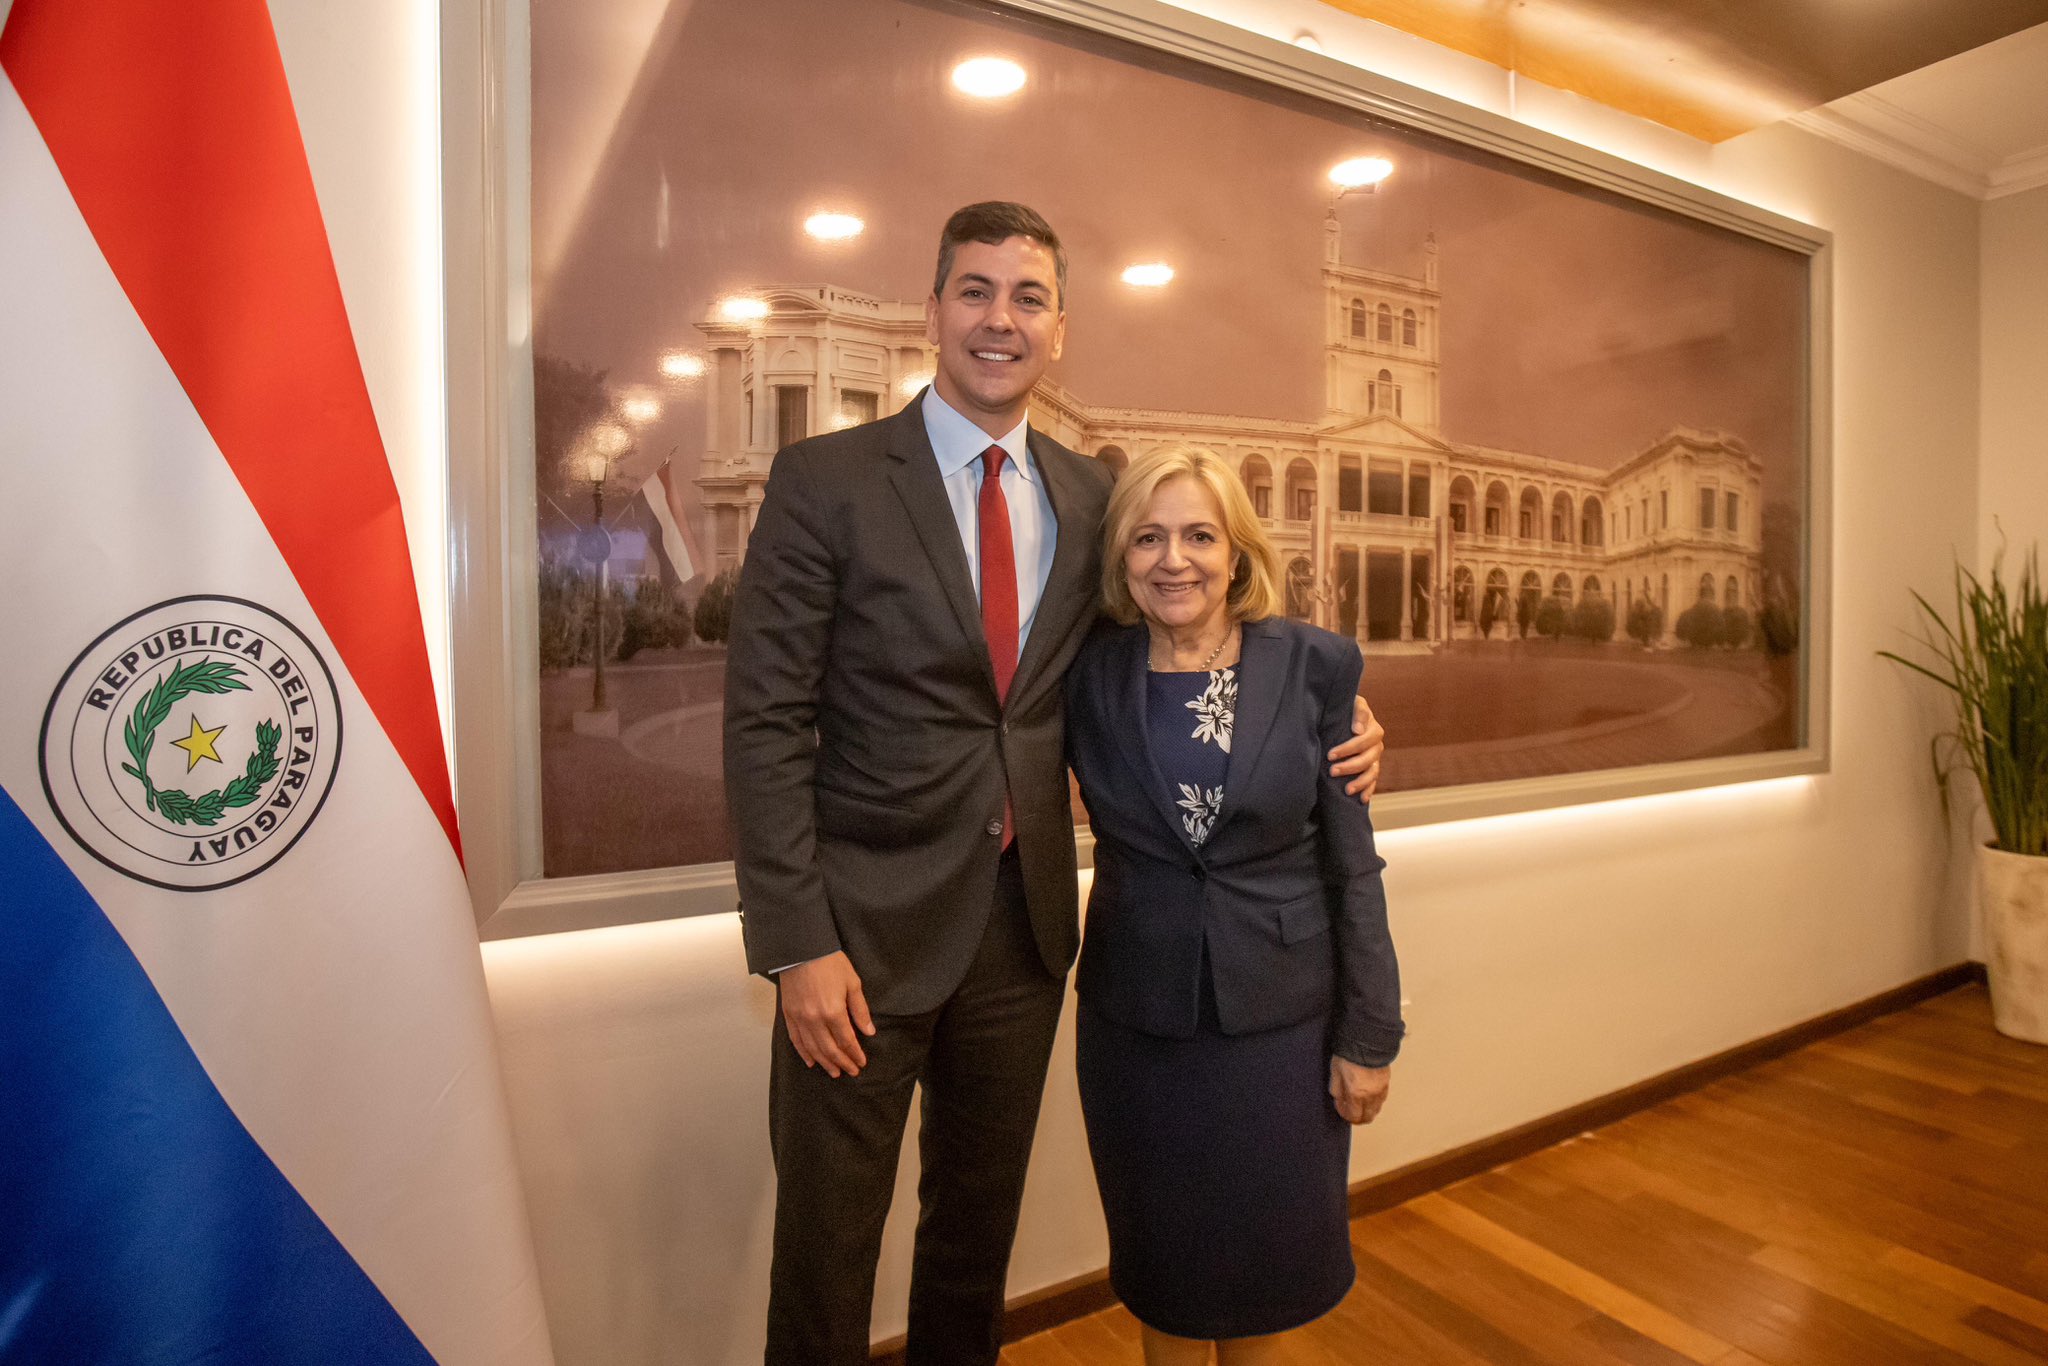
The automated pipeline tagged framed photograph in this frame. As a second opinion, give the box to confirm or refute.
[448,0,1830,935]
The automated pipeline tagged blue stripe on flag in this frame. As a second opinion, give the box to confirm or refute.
[0,784,438,1366]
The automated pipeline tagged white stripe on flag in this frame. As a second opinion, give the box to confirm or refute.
[642,462,696,584]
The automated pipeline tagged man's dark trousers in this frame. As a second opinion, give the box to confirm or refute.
[764,849,1063,1366]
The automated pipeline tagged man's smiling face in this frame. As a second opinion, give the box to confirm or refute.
[924,235,1066,437]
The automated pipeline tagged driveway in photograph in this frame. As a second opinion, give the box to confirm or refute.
[537,638,1793,878]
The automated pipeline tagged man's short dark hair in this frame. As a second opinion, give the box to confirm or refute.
[932,202,1068,307]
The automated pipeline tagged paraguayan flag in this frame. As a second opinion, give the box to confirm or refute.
[0,1,555,1362]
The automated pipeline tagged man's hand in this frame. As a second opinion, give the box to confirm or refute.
[779,951,875,1078]
[1327,694,1385,801]
[1329,1057,1391,1125]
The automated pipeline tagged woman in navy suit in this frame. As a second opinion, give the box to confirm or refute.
[1067,444,1404,1365]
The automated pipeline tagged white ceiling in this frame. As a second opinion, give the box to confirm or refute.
[1790,22,2048,199]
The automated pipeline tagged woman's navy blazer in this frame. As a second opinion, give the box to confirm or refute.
[1066,615,1404,1067]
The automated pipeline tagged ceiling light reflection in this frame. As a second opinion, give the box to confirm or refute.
[898,372,934,398]
[717,296,770,322]
[1120,263,1175,288]
[1329,157,1394,189]
[952,57,1026,98]
[621,392,661,425]
[805,212,864,241]
[660,350,705,380]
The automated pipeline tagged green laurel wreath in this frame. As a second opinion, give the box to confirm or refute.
[119,658,282,827]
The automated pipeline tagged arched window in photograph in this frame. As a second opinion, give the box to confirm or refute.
[1551,490,1573,544]
[1094,443,1128,474]
[1484,481,1509,537]
[1583,575,1602,599]
[1369,368,1401,416]
[1517,486,1542,540]
[1698,572,1717,604]
[1348,298,1365,338]
[1285,458,1317,522]
[1726,575,1741,607]
[1581,495,1604,546]
[1448,475,1475,534]
[1401,308,1418,347]
[1453,565,1474,621]
[1484,567,1510,622]
[1375,303,1393,343]
[1239,454,1273,520]
[1551,572,1573,604]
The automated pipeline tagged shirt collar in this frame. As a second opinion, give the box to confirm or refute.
[920,387,1037,484]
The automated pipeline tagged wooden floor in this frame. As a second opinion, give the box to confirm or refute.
[1004,985,2048,1365]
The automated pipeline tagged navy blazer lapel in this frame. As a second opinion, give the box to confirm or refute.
[1212,618,1287,838]
[884,394,990,687]
[1008,432,1097,711]
[1109,624,1201,854]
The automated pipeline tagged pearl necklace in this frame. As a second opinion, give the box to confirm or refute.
[1151,623,1238,673]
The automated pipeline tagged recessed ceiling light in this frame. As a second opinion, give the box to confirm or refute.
[952,57,1026,98]
[717,296,770,321]
[805,212,864,241]
[1121,262,1175,288]
[1329,156,1394,189]
[659,350,705,379]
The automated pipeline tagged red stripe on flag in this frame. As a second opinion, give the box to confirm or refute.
[3,0,461,856]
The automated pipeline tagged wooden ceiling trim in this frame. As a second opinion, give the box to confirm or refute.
[1311,0,2048,142]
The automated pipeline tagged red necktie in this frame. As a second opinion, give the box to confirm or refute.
[979,445,1019,702]
[980,445,1018,844]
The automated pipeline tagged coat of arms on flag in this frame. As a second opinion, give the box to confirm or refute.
[40,595,342,891]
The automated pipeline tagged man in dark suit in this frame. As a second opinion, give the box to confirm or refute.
[723,203,1383,1365]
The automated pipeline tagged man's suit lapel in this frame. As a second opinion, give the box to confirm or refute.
[1008,430,1097,712]
[1212,618,1286,840]
[884,396,992,690]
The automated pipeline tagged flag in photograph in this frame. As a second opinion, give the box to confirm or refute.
[638,460,698,588]
[0,2,554,1363]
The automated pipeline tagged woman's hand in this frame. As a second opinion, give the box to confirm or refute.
[1329,1056,1391,1125]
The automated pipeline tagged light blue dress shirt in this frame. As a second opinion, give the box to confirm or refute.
[920,388,1059,650]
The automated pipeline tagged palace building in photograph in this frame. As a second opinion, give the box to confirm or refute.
[694,215,1765,646]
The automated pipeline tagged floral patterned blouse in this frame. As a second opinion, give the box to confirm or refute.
[1146,666,1236,847]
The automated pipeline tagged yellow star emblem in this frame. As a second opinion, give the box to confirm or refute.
[169,714,229,772]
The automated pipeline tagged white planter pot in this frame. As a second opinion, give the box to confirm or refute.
[1978,843,2048,1045]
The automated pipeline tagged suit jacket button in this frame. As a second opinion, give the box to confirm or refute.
[986,819,1004,836]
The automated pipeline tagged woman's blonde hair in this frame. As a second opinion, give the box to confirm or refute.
[1099,443,1283,625]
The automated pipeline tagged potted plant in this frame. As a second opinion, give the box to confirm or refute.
[1881,548,2048,1043]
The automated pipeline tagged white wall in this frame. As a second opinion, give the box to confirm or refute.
[1981,184,2048,559]
[9,0,1984,1361]
[473,12,1989,1366]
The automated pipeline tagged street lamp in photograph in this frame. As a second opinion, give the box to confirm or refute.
[571,424,629,737]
